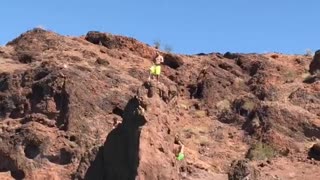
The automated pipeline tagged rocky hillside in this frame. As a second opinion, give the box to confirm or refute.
[0,28,320,180]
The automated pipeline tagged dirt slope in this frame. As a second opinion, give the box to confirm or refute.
[0,28,320,180]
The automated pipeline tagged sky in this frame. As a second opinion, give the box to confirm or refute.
[1,0,319,55]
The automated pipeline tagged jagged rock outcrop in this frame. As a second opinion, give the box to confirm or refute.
[85,31,155,59]
[228,160,260,180]
[1,28,320,180]
[83,81,180,180]
[309,49,320,75]
[0,28,144,179]
[309,143,320,160]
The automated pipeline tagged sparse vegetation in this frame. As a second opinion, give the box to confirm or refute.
[233,77,246,89]
[303,74,314,83]
[164,44,173,53]
[181,126,209,140]
[301,72,310,79]
[153,40,173,53]
[193,110,207,118]
[181,126,211,147]
[179,103,188,110]
[303,72,320,84]
[216,99,231,112]
[153,40,161,49]
[95,57,110,66]
[284,71,297,83]
[305,49,314,57]
[246,142,276,160]
[233,98,257,117]
[199,136,210,147]
[242,101,256,113]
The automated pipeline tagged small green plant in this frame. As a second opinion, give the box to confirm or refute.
[284,71,297,82]
[153,40,173,53]
[199,136,210,147]
[234,77,246,89]
[243,101,256,112]
[194,110,207,118]
[164,44,173,53]
[216,100,231,112]
[153,40,161,49]
[246,142,276,160]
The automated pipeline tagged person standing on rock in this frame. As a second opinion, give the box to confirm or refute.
[176,140,185,161]
[174,135,185,161]
[148,52,164,82]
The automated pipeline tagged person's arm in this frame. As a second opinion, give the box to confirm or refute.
[160,56,164,63]
[178,141,184,154]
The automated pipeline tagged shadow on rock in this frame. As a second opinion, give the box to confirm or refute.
[85,97,146,180]
[309,143,320,161]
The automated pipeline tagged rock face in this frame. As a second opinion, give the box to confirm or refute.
[309,50,320,75]
[309,143,320,160]
[85,31,155,59]
[1,28,320,180]
[163,53,184,69]
[84,82,180,180]
[228,160,260,180]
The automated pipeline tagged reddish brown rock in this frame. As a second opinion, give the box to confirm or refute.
[0,28,320,180]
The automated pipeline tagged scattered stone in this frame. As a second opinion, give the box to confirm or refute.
[95,57,110,66]
[224,52,239,59]
[309,143,320,160]
[228,159,260,180]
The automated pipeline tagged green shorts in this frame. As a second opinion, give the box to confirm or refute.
[150,65,161,75]
[177,152,185,161]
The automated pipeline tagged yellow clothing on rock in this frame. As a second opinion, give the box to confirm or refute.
[150,65,161,75]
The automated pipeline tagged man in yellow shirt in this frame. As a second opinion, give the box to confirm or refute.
[148,52,164,82]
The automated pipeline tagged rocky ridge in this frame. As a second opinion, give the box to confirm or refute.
[0,28,320,179]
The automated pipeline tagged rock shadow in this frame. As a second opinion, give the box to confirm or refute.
[85,97,146,180]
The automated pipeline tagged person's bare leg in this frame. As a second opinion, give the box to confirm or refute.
[178,141,184,154]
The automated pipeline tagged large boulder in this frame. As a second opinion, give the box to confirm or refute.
[163,53,184,69]
[228,160,260,180]
[309,143,320,160]
[309,50,320,75]
[223,52,240,59]
[85,31,155,59]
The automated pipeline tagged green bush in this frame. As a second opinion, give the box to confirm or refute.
[246,142,276,160]
[153,40,161,49]
[164,44,173,53]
